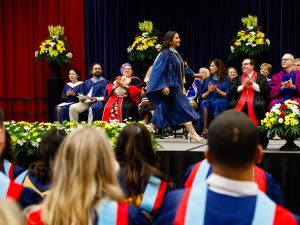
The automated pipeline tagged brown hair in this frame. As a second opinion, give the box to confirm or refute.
[209,59,227,82]
[115,123,174,198]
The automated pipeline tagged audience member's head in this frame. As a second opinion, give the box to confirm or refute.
[120,63,133,77]
[115,123,172,196]
[0,108,5,154]
[198,67,210,81]
[68,69,80,83]
[41,127,123,225]
[90,63,102,77]
[28,127,66,183]
[281,53,294,71]
[207,110,261,169]
[161,31,177,51]
[260,63,272,77]
[241,58,255,75]
[227,67,238,81]
[0,199,24,225]
[209,59,227,81]
[294,58,300,72]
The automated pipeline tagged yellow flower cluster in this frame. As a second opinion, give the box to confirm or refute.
[35,25,72,65]
[260,100,300,139]
[128,20,162,62]
[130,35,159,51]
[234,30,267,47]
[138,20,153,33]
[229,15,270,60]
[39,39,66,57]
[48,25,64,37]
[5,120,158,157]
[241,15,257,29]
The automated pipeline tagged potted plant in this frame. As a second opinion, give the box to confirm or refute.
[260,99,300,151]
[35,25,73,76]
[127,20,162,73]
[229,15,270,64]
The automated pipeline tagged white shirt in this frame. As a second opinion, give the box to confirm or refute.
[237,71,260,93]
[206,173,259,197]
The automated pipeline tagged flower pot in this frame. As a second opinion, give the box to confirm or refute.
[280,137,300,151]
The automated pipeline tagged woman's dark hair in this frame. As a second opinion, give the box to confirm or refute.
[1,130,16,162]
[208,59,227,82]
[28,127,66,183]
[161,31,177,51]
[70,68,81,79]
[115,123,173,197]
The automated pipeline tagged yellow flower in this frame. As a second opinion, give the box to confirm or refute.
[255,38,264,45]
[111,136,117,143]
[11,136,18,142]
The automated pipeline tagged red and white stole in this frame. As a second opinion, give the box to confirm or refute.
[184,160,210,188]
[0,172,23,201]
[174,182,278,225]
[140,175,168,214]
[235,71,259,125]
[97,200,128,225]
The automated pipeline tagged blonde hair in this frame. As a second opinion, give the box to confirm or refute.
[199,67,210,77]
[0,199,24,225]
[260,63,272,73]
[41,127,123,225]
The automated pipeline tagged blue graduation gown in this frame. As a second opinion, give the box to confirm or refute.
[54,82,83,122]
[27,201,151,225]
[153,184,300,225]
[182,160,285,206]
[197,77,230,131]
[146,49,200,128]
[82,78,109,121]
[118,169,170,215]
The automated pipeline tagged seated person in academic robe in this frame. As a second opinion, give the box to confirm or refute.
[26,127,150,225]
[182,159,285,206]
[230,58,270,126]
[186,67,210,110]
[197,60,230,138]
[153,110,300,225]
[54,69,83,122]
[102,63,142,122]
[227,67,240,101]
[1,130,26,180]
[115,123,174,218]
[15,127,66,197]
[268,53,300,111]
[69,63,108,125]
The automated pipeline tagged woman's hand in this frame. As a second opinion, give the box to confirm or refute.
[162,87,170,95]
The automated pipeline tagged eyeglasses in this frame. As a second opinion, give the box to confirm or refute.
[282,59,293,61]
[242,63,251,66]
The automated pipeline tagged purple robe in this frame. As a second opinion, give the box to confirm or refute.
[269,70,300,111]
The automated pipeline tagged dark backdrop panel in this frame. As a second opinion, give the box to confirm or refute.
[85,0,300,80]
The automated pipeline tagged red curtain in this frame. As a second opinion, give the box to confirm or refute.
[0,0,85,122]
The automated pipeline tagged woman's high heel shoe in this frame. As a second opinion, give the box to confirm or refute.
[188,133,204,143]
